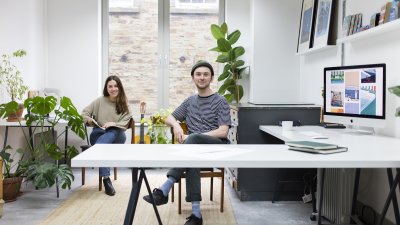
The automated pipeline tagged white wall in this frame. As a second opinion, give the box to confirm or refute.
[299,0,400,223]
[46,0,101,112]
[0,0,45,103]
[249,0,302,104]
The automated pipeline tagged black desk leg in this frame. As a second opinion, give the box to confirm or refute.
[143,170,162,224]
[124,168,163,225]
[387,168,400,224]
[3,126,9,149]
[317,168,326,225]
[350,168,361,217]
[64,126,68,164]
[378,170,400,225]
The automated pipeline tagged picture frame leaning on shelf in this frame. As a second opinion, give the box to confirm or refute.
[312,0,338,49]
[297,0,317,53]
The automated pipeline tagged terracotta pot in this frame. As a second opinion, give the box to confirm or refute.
[3,176,23,202]
[6,103,24,122]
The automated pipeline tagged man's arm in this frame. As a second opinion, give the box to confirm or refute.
[166,115,186,143]
[202,125,229,139]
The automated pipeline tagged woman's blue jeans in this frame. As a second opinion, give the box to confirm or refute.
[90,127,126,177]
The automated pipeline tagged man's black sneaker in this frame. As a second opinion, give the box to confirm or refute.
[184,214,203,225]
[143,188,168,206]
[103,177,116,196]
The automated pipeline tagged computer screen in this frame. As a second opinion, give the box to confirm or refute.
[324,64,386,128]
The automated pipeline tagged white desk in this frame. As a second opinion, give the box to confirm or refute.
[259,125,400,225]
[72,141,400,225]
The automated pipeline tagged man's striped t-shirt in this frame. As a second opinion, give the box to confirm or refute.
[172,93,231,134]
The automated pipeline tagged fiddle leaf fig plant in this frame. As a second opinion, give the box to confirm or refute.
[0,50,29,101]
[389,86,400,117]
[210,22,247,104]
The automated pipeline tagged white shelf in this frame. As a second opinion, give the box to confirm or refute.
[296,45,336,56]
[337,19,400,44]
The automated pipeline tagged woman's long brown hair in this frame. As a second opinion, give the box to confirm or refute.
[103,75,129,115]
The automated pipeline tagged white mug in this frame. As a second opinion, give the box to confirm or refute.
[282,121,293,131]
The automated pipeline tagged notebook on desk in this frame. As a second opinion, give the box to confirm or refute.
[288,146,348,154]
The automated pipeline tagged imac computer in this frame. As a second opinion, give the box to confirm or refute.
[324,64,386,133]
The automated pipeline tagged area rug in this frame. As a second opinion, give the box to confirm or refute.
[39,174,237,225]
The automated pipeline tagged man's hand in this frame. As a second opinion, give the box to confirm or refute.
[173,123,185,144]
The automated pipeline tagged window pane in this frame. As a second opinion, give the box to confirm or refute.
[168,0,220,109]
[108,0,159,118]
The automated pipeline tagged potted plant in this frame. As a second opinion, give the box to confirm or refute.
[389,86,400,116]
[0,49,29,121]
[210,22,247,104]
[0,96,86,200]
[141,108,172,144]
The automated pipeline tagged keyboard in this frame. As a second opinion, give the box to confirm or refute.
[321,123,346,129]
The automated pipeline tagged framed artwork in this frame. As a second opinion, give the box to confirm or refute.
[297,0,317,53]
[313,0,337,48]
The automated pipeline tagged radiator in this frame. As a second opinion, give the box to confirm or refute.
[318,168,356,224]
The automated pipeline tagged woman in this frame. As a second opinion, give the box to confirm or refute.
[81,75,132,196]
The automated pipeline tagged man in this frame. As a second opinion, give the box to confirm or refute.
[143,60,231,225]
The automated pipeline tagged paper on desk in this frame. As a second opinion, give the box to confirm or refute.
[169,145,254,160]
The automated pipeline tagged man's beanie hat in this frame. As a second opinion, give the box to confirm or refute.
[191,60,214,76]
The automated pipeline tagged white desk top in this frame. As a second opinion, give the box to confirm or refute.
[72,141,400,169]
[0,119,68,127]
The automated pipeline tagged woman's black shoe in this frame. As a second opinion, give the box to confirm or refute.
[103,177,116,196]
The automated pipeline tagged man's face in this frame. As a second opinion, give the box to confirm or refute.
[192,66,213,90]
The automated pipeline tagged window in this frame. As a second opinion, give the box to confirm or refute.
[109,0,138,13]
[105,0,223,119]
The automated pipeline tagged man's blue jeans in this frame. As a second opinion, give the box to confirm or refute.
[90,127,126,177]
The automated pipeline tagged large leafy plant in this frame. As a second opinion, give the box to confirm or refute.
[0,50,29,101]
[210,22,247,104]
[141,108,172,144]
[0,96,86,189]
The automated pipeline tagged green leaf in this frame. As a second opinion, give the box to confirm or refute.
[233,60,245,68]
[209,46,221,52]
[224,94,234,103]
[233,46,245,58]
[389,86,400,97]
[25,96,57,116]
[210,24,224,39]
[227,30,241,45]
[217,38,232,52]
[217,71,230,81]
[221,22,228,34]
[216,54,229,63]
[0,101,18,118]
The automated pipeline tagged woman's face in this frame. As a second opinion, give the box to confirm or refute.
[107,80,119,100]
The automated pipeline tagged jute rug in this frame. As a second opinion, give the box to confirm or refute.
[39,174,237,225]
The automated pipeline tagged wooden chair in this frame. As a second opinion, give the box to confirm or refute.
[170,122,225,214]
[81,118,135,191]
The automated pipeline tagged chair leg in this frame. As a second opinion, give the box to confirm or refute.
[171,184,175,202]
[220,169,225,213]
[114,167,117,180]
[210,177,214,201]
[99,176,102,191]
[81,167,85,185]
[178,179,182,214]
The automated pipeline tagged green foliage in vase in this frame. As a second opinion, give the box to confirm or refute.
[210,22,247,104]
[141,108,172,144]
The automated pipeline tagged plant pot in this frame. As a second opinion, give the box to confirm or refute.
[6,103,24,122]
[3,176,23,202]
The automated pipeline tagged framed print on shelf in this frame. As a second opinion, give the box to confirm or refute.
[297,0,317,53]
[313,0,337,49]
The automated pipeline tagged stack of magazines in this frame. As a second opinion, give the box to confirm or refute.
[285,141,348,154]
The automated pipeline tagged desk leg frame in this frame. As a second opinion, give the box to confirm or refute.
[124,168,163,225]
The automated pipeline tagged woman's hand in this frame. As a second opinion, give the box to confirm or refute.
[86,118,94,126]
[103,122,116,129]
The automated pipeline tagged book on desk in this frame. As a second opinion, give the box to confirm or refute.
[285,141,348,154]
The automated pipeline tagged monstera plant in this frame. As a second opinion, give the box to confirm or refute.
[0,96,86,191]
[210,22,247,104]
